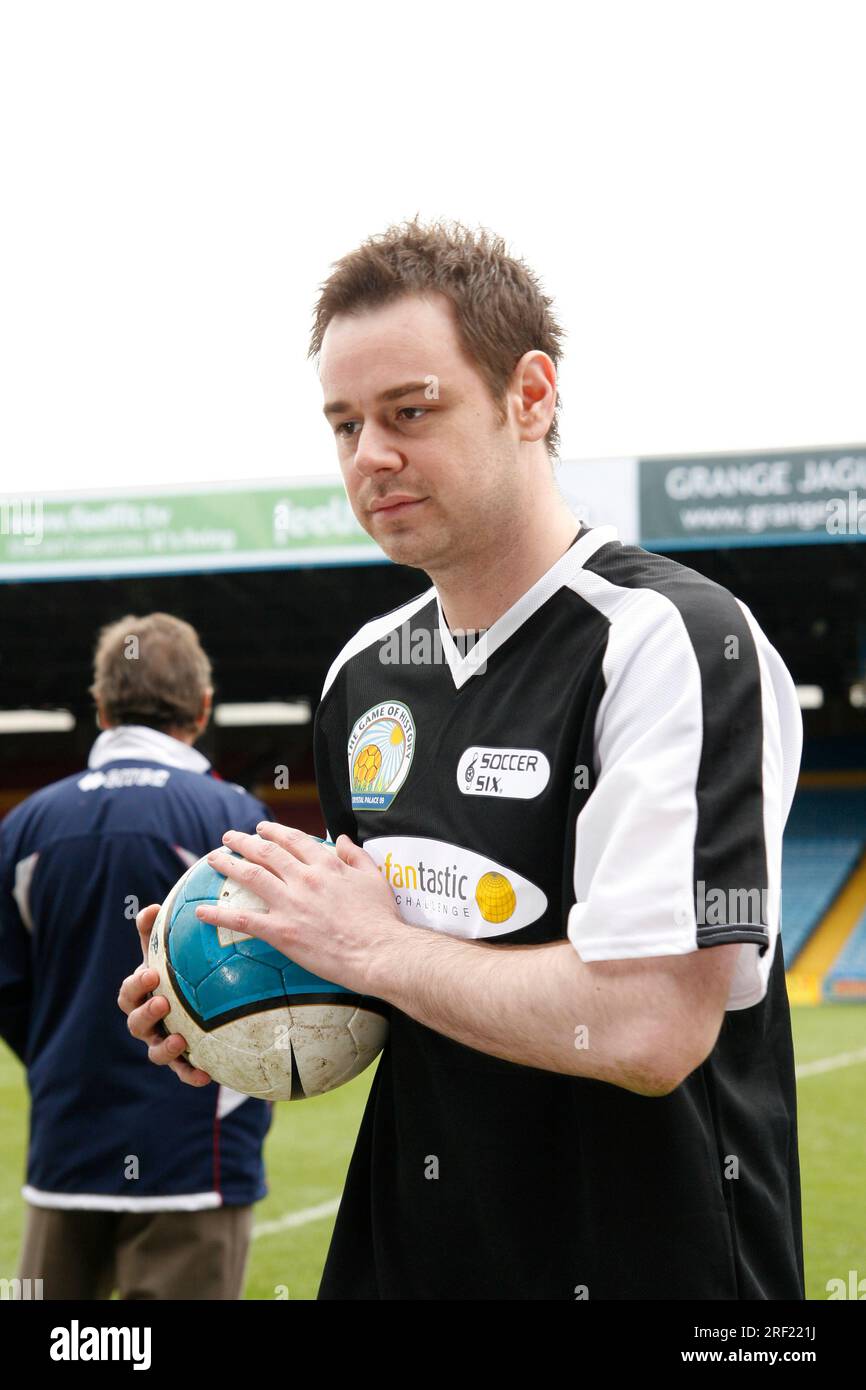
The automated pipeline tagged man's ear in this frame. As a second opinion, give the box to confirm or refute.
[200,687,214,729]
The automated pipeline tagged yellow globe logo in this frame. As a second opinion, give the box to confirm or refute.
[353,744,382,786]
[475,871,516,924]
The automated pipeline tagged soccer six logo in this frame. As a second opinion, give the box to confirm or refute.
[456,745,551,798]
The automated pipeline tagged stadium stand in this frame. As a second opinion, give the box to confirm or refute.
[781,788,866,999]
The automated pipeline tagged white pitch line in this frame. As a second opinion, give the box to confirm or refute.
[252,1196,341,1239]
[795,1046,866,1078]
[251,1049,866,1239]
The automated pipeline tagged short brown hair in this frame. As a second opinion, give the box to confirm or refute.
[88,612,212,734]
[308,215,566,460]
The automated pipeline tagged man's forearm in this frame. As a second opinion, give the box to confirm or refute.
[365,925,679,1096]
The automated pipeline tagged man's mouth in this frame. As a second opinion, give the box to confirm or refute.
[371,497,427,517]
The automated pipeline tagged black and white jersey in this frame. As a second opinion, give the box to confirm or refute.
[313,524,805,1300]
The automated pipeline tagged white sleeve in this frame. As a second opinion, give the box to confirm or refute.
[565,582,802,1010]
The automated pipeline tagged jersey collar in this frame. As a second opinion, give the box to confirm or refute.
[88,724,212,774]
[434,524,619,690]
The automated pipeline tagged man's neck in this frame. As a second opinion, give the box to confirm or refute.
[435,509,582,633]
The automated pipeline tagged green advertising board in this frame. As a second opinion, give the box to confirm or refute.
[0,478,383,580]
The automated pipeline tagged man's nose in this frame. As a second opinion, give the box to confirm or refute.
[351,421,406,476]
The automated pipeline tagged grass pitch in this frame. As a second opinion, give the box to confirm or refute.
[0,1004,862,1300]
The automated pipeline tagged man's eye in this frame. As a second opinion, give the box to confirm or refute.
[335,408,426,439]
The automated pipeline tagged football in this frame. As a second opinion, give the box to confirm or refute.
[147,835,389,1100]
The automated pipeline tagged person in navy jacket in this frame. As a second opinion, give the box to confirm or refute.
[0,611,273,1299]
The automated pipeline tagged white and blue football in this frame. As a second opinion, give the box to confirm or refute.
[148,835,389,1100]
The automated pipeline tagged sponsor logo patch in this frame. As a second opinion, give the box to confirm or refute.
[78,768,171,790]
[457,746,550,799]
[362,835,548,939]
[348,701,416,811]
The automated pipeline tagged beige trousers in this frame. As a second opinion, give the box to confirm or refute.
[16,1202,254,1300]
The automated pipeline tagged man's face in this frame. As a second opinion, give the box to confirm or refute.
[318,292,521,574]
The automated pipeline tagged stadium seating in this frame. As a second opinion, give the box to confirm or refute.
[781,789,866,990]
[824,903,866,1001]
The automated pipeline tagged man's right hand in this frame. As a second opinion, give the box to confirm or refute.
[117,902,212,1086]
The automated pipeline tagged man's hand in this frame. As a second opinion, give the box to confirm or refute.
[194,823,406,994]
[116,902,212,1087]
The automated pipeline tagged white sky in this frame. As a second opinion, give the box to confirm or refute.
[1,0,864,495]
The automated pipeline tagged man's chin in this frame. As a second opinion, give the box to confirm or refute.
[360,511,449,571]
[377,538,432,569]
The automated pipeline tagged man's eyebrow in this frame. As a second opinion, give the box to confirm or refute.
[322,380,437,418]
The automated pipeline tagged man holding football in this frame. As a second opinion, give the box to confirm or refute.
[119,217,805,1300]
